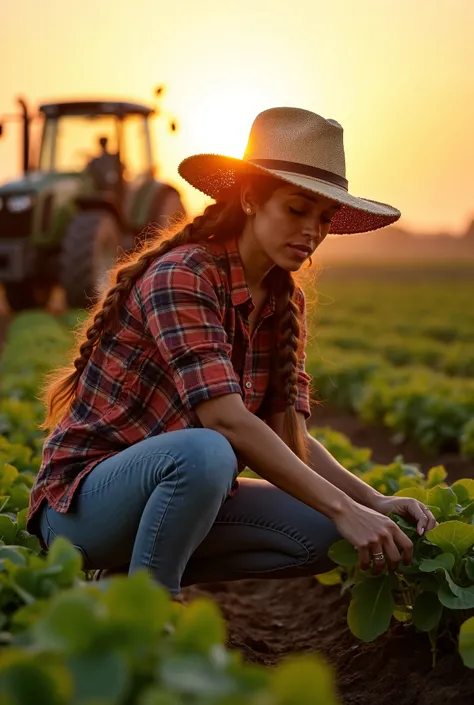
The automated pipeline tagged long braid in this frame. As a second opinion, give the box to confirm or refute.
[269,267,309,462]
[41,200,243,431]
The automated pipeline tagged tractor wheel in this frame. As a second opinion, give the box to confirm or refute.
[3,279,54,313]
[60,210,121,309]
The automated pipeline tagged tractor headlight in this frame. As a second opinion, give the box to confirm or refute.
[7,194,34,213]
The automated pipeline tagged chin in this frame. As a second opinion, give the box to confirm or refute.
[278,255,306,272]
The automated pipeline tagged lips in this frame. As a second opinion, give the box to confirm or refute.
[288,244,312,258]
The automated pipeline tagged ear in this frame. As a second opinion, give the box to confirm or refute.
[240,183,257,215]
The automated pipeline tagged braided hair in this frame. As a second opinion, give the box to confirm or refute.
[40,177,309,462]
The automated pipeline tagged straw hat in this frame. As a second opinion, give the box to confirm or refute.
[178,107,401,235]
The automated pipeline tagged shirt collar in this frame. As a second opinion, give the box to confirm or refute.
[211,236,276,315]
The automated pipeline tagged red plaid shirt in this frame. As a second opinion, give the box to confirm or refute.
[27,236,311,533]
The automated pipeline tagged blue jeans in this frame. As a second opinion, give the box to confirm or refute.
[38,429,341,596]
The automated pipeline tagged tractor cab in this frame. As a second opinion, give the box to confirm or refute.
[38,101,155,225]
[0,94,185,310]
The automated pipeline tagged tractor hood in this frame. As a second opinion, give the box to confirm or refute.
[0,170,81,196]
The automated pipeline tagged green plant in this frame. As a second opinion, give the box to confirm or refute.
[319,478,474,666]
[0,538,341,705]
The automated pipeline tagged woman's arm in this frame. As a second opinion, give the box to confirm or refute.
[267,410,383,509]
[195,394,353,520]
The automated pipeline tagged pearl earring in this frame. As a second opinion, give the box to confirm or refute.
[246,207,252,214]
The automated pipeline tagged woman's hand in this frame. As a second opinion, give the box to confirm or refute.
[332,499,415,574]
[369,495,438,536]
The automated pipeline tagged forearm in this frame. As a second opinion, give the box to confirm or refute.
[306,434,382,508]
[212,410,352,519]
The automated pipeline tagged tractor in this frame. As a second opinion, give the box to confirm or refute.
[0,89,186,311]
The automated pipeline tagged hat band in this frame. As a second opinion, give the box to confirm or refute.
[247,158,348,191]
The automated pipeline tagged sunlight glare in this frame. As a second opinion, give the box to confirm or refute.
[184,86,276,159]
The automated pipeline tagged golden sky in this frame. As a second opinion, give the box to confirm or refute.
[1,0,473,235]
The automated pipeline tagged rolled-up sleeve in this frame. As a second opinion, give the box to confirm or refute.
[141,254,242,410]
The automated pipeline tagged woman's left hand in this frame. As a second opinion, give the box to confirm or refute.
[369,495,438,536]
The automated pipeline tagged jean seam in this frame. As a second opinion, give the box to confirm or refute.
[76,450,180,496]
[212,519,312,569]
[146,460,180,569]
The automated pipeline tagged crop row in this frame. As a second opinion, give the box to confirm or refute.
[0,312,341,704]
[306,348,474,457]
[1,311,474,704]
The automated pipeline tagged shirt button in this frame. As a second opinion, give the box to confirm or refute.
[245,380,253,389]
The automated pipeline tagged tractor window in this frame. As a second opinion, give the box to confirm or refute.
[120,115,152,183]
[39,115,119,173]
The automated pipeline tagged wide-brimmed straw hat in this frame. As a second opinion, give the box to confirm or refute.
[178,107,401,235]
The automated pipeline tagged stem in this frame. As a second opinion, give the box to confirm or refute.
[429,628,438,668]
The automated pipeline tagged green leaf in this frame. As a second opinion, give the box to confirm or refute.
[104,570,172,640]
[419,553,455,573]
[426,521,474,560]
[33,592,101,652]
[459,617,474,668]
[328,540,359,567]
[0,546,28,568]
[0,516,17,545]
[426,465,448,488]
[172,599,227,654]
[138,690,182,705]
[46,537,83,585]
[271,655,340,705]
[466,557,474,582]
[412,591,443,631]
[0,465,19,490]
[15,509,28,532]
[439,581,474,610]
[426,487,457,521]
[67,651,129,701]
[393,487,428,503]
[452,479,474,503]
[0,651,72,705]
[315,569,343,586]
[159,654,235,696]
[347,575,394,642]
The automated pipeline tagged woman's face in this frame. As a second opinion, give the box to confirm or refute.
[244,183,342,272]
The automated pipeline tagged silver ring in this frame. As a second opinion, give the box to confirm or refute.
[373,552,385,561]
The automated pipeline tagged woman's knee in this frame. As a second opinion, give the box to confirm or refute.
[173,428,238,497]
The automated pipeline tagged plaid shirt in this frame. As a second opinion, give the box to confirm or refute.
[27,236,311,533]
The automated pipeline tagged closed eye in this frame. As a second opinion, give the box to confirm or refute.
[289,206,306,216]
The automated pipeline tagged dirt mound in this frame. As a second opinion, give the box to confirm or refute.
[182,577,474,705]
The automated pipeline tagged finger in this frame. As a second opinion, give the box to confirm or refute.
[369,544,386,575]
[381,534,402,571]
[358,546,371,571]
[423,507,438,531]
[411,502,430,535]
[394,526,414,564]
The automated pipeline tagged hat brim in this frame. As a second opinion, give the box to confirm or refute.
[178,153,401,235]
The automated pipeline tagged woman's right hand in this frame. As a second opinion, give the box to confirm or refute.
[333,499,414,574]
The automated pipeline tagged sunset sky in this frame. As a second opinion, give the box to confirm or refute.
[1,0,473,235]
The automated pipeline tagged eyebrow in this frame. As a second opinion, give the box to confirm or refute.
[290,191,341,211]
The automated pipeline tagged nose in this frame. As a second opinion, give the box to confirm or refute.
[302,219,323,244]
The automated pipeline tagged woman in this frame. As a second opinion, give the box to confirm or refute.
[27,107,436,597]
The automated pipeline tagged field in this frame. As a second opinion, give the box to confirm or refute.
[304,264,474,472]
[0,263,474,703]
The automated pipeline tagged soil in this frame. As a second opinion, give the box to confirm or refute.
[182,577,474,705]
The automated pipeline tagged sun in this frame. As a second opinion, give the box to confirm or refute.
[185,87,275,159]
